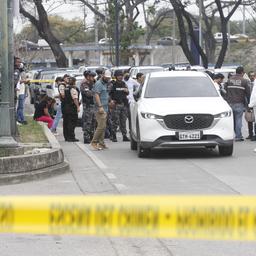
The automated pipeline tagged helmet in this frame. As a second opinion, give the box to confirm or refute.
[96,68,104,75]
[84,70,97,77]
[114,70,123,77]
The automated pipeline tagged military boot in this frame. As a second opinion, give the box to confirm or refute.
[123,134,130,142]
[111,134,117,142]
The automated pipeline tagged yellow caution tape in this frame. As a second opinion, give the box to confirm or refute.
[1,195,256,240]
[29,79,55,83]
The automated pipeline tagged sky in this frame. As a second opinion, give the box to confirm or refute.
[14,1,252,34]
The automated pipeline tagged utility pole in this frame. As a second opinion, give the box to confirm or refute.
[171,10,176,65]
[242,1,246,34]
[198,0,202,66]
[114,0,120,66]
[0,0,18,147]
[94,0,99,44]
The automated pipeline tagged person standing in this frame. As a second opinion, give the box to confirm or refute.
[50,77,64,135]
[213,73,226,97]
[249,81,256,152]
[90,70,112,150]
[16,65,29,125]
[224,66,251,141]
[80,71,96,144]
[61,77,80,142]
[109,70,130,142]
[246,71,256,140]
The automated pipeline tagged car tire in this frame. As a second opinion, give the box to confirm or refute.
[136,121,150,158]
[219,144,233,156]
[130,133,137,150]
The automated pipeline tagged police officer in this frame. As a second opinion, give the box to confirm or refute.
[80,71,96,144]
[224,66,251,141]
[109,70,130,142]
[60,77,80,142]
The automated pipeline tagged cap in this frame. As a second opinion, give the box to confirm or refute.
[103,69,112,78]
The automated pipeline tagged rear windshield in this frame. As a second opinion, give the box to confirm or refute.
[144,76,219,98]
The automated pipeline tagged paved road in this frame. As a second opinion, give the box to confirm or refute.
[0,117,256,255]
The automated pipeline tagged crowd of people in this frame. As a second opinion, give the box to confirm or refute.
[207,66,256,152]
[13,57,256,152]
[29,68,143,149]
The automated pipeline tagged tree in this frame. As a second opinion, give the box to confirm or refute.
[16,16,88,45]
[20,0,68,67]
[142,2,173,45]
[214,0,242,68]
[77,0,146,64]
[169,0,243,68]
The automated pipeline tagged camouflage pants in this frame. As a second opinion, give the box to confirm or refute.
[82,105,95,140]
[111,104,128,135]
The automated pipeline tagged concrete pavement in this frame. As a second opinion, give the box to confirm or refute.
[0,123,256,255]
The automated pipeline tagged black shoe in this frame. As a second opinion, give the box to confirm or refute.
[111,134,117,142]
[67,138,79,142]
[123,135,130,142]
[235,137,244,142]
[246,136,252,140]
[251,136,256,141]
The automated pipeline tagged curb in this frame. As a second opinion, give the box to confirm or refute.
[0,161,69,185]
[0,123,70,185]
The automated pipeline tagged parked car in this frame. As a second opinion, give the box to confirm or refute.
[129,66,164,79]
[130,71,234,157]
[214,32,238,43]
[111,66,131,76]
[233,34,249,42]
[98,38,112,45]
[78,66,107,75]
[157,36,178,46]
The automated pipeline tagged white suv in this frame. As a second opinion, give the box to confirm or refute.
[130,71,234,157]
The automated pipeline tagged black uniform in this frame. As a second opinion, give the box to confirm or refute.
[62,86,80,141]
[109,80,129,140]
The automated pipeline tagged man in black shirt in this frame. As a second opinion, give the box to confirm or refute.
[61,77,80,142]
[109,70,130,142]
[80,71,96,144]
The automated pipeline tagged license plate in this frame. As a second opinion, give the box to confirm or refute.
[178,131,201,140]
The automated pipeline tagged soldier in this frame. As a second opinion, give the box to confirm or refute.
[60,77,80,142]
[109,70,130,142]
[80,71,96,144]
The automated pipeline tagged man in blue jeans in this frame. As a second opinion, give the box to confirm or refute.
[224,66,251,141]
[50,77,64,135]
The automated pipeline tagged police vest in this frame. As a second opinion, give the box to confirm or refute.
[63,86,79,114]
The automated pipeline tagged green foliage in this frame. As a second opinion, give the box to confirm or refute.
[16,15,88,44]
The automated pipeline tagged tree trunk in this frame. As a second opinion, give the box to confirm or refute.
[215,20,228,68]
[170,0,196,65]
[205,30,216,64]
[20,1,67,67]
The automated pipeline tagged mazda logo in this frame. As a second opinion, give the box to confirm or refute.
[184,115,194,124]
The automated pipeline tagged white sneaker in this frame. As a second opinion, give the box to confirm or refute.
[254,148,256,153]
